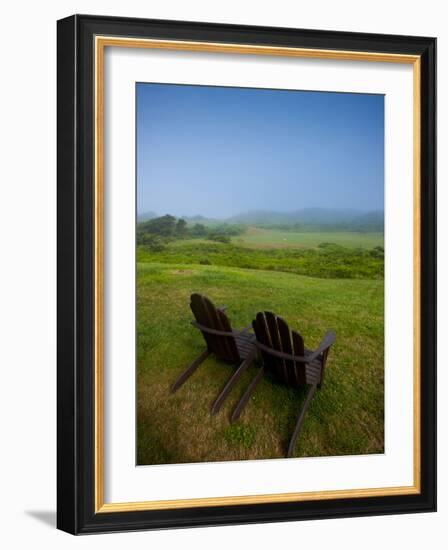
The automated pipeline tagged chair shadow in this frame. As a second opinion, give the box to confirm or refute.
[26,510,56,528]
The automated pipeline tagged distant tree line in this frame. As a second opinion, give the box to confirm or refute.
[137,215,246,250]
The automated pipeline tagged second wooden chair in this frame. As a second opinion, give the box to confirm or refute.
[231,311,336,457]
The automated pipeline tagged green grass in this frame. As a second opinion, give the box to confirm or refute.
[138,240,383,280]
[231,227,384,249]
[137,262,384,465]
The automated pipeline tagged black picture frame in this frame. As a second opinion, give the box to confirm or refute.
[57,14,436,534]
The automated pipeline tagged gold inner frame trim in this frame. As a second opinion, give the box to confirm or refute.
[94,35,421,513]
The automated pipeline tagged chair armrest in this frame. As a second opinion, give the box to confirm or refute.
[307,330,336,362]
[254,330,335,364]
[254,341,308,363]
[238,323,252,334]
[191,320,234,337]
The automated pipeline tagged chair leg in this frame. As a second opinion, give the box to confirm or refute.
[211,350,256,415]
[170,349,210,393]
[231,367,264,423]
[286,384,317,458]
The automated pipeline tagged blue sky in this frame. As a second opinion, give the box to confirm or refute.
[136,83,384,218]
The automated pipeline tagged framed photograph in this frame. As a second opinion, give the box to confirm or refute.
[57,14,436,534]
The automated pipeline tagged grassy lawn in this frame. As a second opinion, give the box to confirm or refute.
[137,262,384,465]
[231,227,384,249]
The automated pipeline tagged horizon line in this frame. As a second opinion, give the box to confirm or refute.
[137,207,385,218]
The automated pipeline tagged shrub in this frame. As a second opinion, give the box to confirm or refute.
[207,234,231,244]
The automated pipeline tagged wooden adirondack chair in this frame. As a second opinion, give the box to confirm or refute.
[231,311,336,458]
[171,293,257,415]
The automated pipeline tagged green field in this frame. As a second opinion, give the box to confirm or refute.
[138,238,383,280]
[231,227,384,249]
[137,251,384,464]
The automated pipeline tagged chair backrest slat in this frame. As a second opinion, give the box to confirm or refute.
[202,295,227,359]
[277,316,296,385]
[291,329,307,385]
[264,312,288,382]
[190,293,240,362]
[252,313,275,373]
